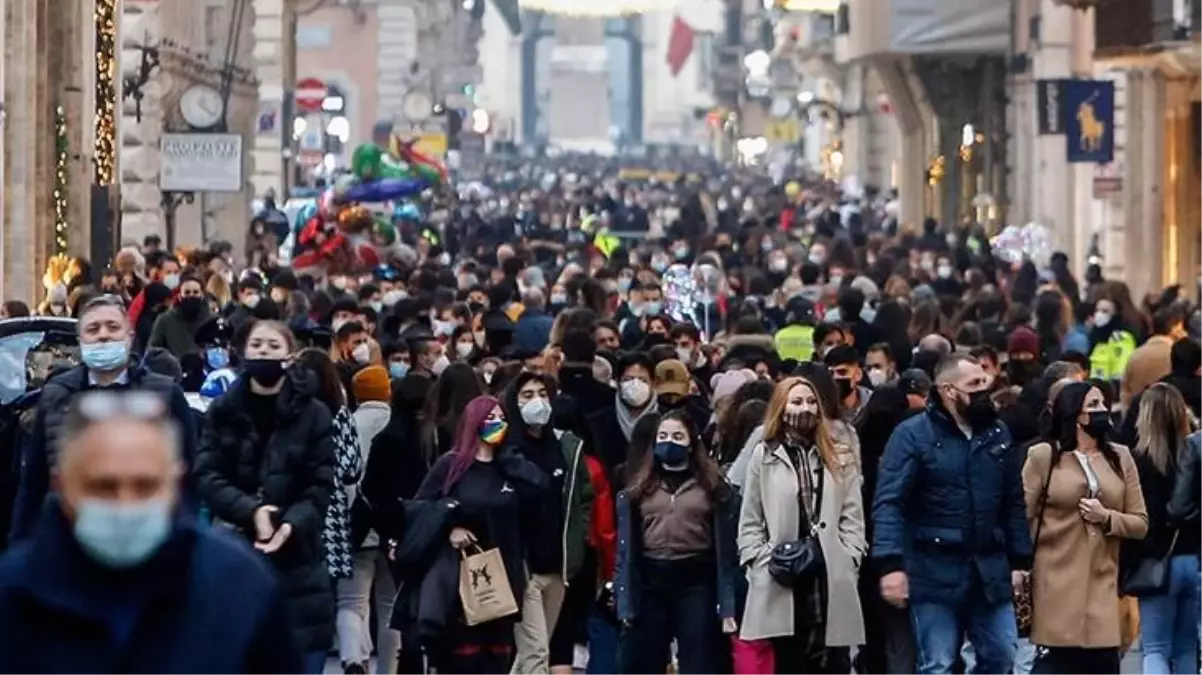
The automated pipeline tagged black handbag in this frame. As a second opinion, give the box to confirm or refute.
[768,446,825,587]
[768,537,824,587]
[1122,529,1179,597]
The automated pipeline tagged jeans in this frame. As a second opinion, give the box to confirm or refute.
[335,549,399,673]
[910,599,1018,674]
[1139,555,1202,675]
[618,557,722,674]
[304,650,327,675]
[586,608,619,674]
[511,571,567,674]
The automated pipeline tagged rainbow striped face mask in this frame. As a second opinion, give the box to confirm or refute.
[479,419,508,446]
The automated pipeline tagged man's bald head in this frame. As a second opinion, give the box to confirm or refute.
[919,333,953,356]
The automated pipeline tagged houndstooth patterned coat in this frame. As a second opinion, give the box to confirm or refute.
[323,407,363,579]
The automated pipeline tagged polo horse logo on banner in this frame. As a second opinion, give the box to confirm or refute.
[1076,92,1107,153]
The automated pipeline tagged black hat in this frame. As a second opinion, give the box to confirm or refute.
[898,368,932,397]
[822,344,859,368]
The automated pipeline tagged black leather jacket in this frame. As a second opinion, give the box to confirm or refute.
[1168,432,1200,522]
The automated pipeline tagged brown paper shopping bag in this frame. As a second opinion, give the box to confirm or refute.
[458,545,519,626]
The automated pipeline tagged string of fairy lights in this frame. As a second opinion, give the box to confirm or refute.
[53,105,69,256]
[94,0,117,186]
[516,0,676,15]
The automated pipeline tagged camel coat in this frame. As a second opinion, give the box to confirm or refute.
[737,439,866,645]
[1022,442,1148,648]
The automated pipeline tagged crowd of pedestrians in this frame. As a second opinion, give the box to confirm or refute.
[0,165,1198,675]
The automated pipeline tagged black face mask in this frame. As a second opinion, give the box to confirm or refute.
[1006,360,1041,387]
[956,389,997,430]
[243,358,286,387]
[1081,411,1112,440]
[834,377,855,399]
[179,296,204,318]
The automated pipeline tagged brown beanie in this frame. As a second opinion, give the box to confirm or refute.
[352,365,391,403]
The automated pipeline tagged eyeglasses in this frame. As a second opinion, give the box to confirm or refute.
[69,390,168,427]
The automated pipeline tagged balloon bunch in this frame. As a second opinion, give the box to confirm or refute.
[662,264,698,327]
[991,222,1054,269]
[291,136,447,275]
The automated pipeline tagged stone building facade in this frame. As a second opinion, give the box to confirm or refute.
[1,0,95,303]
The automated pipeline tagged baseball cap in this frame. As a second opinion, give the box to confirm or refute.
[898,368,932,397]
[654,359,690,397]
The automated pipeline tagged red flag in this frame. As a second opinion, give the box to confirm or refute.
[666,16,695,77]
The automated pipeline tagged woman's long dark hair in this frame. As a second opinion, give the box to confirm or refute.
[1048,381,1123,476]
[294,347,346,413]
[628,410,729,502]
[421,362,485,463]
[713,380,774,465]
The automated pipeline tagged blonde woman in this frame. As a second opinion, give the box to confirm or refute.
[738,376,865,673]
[205,271,232,310]
[1127,383,1200,674]
[1023,381,1148,674]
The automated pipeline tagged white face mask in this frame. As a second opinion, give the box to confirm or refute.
[520,397,553,426]
[868,368,889,388]
[936,264,953,279]
[433,319,457,337]
[332,318,349,333]
[431,354,450,376]
[163,274,180,290]
[808,251,826,265]
[331,277,347,290]
[1094,311,1112,328]
[456,342,475,359]
[619,379,652,407]
[352,343,372,365]
[676,347,694,366]
[243,293,260,308]
[769,258,789,273]
[370,300,383,313]
[382,290,406,307]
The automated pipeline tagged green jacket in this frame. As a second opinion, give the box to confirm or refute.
[557,430,594,582]
[774,324,816,362]
[1089,330,1137,380]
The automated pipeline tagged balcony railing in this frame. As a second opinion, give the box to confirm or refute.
[1094,0,1189,54]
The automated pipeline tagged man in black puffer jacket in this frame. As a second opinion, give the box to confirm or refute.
[10,296,197,542]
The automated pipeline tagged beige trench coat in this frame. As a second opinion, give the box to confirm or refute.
[736,440,867,645]
[1022,442,1148,648]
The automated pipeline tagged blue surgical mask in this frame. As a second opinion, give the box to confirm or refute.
[644,301,662,316]
[73,497,172,568]
[81,341,129,371]
[653,441,690,469]
[205,347,229,370]
[389,362,410,379]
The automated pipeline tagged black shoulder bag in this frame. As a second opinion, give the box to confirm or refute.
[768,446,826,587]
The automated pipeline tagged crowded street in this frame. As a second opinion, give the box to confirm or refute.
[0,0,1200,674]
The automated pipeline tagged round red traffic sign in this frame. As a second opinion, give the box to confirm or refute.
[295,77,327,113]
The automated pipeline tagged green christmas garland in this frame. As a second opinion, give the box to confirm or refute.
[54,105,68,255]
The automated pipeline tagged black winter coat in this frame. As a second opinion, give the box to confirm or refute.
[195,367,336,652]
[362,413,429,545]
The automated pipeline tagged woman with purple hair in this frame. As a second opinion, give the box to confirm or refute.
[413,394,548,673]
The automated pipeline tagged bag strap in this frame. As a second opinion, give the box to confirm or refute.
[789,443,823,537]
[1165,528,1181,559]
[1031,444,1058,558]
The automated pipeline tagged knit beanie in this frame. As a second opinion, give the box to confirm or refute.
[352,365,391,403]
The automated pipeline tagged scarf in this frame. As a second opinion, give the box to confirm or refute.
[615,393,658,441]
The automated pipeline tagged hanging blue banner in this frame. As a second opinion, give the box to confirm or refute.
[1064,79,1115,164]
